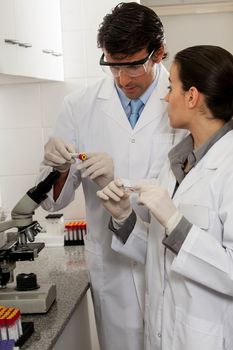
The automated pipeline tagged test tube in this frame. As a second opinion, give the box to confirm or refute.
[73,222,77,241]
[70,152,87,161]
[64,223,69,242]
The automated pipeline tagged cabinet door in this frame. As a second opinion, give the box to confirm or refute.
[0,0,18,75]
[14,0,63,80]
[0,0,63,81]
[14,0,43,79]
[37,0,64,80]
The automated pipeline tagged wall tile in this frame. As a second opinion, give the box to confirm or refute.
[40,79,86,128]
[0,128,43,176]
[40,82,69,128]
[63,30,86,78]
[85,30,104,78]
[0,174,36,212]
[161,12,233,69]
[60,0,85,31]
[83,0,122,30]
[42,127,53,145]
[0,84,41,129]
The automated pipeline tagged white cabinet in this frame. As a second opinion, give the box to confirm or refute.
[0,0,17,76]
[52,291,100,350]
[0,0,64,82]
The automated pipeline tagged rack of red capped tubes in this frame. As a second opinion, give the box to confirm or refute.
[64,221,87,245]
[0,305,34,348]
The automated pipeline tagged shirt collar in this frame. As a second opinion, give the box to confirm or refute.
[169,119,233,184]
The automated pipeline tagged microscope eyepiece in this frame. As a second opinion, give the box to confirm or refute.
[27,170,60,204]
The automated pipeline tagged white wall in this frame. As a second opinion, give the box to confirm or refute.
[0,0,132,230]
[160,11,233,70]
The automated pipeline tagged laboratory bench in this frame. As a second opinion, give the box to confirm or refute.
[10,245,94,350]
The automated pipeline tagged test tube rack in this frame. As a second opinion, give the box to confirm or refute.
[64,221,87,246]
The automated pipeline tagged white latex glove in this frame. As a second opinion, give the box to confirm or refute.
[121,178,157,192]
[77,152,114,188]
[43,137,76,173]
[97,179,132,222]
[134,183,182,234]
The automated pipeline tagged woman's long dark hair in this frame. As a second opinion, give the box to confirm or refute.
[174,45,233,121]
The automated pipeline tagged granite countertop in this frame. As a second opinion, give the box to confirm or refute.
[11,245,90,350]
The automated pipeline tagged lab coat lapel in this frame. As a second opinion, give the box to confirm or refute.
[174,164,206,198]
[167,168,177,197]
[133,65,169,133]
[96,64,169,134]
[97,78,132,132]
[173,132,233,198]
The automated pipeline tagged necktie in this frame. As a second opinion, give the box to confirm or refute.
[128,99,143,128]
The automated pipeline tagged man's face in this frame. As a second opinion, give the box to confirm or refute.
[103,48,157,99]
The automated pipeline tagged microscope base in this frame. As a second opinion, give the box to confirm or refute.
[0,283,56,313]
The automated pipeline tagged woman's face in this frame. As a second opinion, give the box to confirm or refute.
[165,63,189,129]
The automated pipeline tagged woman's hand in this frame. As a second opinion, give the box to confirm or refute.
[97,179,132,222]
[133,183,182,232]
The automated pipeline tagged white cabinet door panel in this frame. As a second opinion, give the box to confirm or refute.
[0,0,63,82]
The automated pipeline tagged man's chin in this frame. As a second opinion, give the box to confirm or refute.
[123,88,140,99]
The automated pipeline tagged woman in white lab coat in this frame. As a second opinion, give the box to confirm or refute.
[97,45,233,350]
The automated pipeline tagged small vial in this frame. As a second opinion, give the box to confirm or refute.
[70,152,87,161]
[64,223,69,242]
[6,315,16,341]
[77,222,81,240]
[73,222,78,241]
[0,314,7,340]
[78,153,87,161]
[80,221,86,240]
[70,222,75,241]
[15,309,22,338]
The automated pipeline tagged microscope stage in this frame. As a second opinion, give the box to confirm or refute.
[0,283,56,313]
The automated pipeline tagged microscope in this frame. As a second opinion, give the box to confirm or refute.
[0,170,60,313]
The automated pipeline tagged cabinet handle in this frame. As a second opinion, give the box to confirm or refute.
[42,49,53,54]
[4,39,19,45]
[51,52,62,57]
[18,43,32,48]
[42,49,62,56]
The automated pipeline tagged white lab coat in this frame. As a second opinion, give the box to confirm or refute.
[112,130,233,350]
[40,64,185,350]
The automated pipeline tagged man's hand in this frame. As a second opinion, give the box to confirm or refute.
[97,179,132,222]
[43,137,76,173]
[77,152,114,188]
[134,183,182,233]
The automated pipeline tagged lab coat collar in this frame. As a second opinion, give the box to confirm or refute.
[204,130,233,169]
[172,130,233,198]
[96,64,169,134]
[134,64,169,133]
[97,77,132,132]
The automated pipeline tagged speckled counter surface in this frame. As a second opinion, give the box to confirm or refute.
[12,246,90,350]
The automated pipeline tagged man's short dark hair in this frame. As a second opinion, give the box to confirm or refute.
[97,2,166,56]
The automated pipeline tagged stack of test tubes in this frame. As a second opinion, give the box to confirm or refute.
[64,221,87,245]
[0,306,22,347]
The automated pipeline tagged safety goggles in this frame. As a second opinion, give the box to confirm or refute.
[99,50,155,78]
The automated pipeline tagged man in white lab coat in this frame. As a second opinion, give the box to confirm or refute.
[39,3,185,350]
